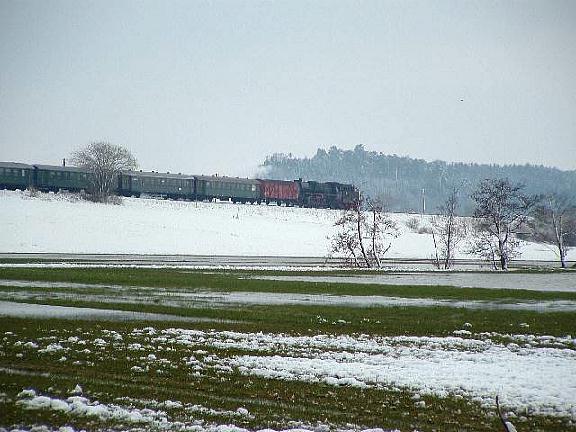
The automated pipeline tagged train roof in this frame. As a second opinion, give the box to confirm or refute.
[123,170,195,180]
[0,161,34,169]
[33,164,89,172]
[195,175,259,185]
[256,178,297,184]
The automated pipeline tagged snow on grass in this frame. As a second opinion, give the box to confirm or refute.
[11,389,397,432]
[16,389,171,425]
[3,323,576,427]
[0,189,567,260]
[150,328,576,419]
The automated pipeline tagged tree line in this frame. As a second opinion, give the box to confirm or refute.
[262,145,576,215]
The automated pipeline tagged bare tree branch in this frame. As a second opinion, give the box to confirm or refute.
[470,178,538,270]
[531,193,576,268]
[330,195,398,268]
[431,188,466,269]
[71,142,137,203]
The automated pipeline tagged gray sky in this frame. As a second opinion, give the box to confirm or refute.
[1,0,575,176]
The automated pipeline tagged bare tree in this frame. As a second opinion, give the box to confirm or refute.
[531,193,576,268]
[330,195,397,268]
[470,178,538,270]
[71,142,137,203]
[332,195,371,267]
[431,188,466,269]
[365,198,398,268]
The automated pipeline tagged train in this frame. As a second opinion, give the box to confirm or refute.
[0,161,359,209]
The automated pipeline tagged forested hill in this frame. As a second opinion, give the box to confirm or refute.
[261,145,576,214]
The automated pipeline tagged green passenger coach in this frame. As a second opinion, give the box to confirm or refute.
[0,162,34,190]
[118,171,195,198]
[195,176,260,203]
[33,165,91,192]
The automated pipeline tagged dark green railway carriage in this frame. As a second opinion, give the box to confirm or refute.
[118,171,195,199]
[0,162,34,190]
[195,175,260,202]
[33,165,91,192]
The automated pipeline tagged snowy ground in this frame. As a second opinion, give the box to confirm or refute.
[0,189,569,260]
[3,325,576,425]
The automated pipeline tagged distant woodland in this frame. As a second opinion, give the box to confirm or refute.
[261,145,576,214]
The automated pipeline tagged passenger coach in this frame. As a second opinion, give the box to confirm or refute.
[195,176,260,203]
[33,165,90,192]
[118,171,195,199]
[0,162,33,190]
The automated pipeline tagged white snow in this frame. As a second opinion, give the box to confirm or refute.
[5,324,576,427]
[0,190,570,260]
[151,328,576,419]
[13,389,397,432]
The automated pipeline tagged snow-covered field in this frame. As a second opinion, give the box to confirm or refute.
[1,190,575,431]
[0,190,568,260]
[4,325,576,424]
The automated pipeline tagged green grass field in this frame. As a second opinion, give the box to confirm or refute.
[0,267,574,432]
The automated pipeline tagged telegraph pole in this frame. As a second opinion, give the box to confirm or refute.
[421,188,426,215]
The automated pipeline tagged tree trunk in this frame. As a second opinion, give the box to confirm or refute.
[347,246,360,268]
[500,254,508,271]
[445,217,456,269]
[498,238,508,271]
[554,214,567,269]
[372,212,381,268]
[357,210,370,268]
[560,248,567,269]
[431,229,440,269]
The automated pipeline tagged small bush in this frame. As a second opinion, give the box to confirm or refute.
[82,193,123,205]
[26,186,39,198]
[405,216,421,232]
[418,225,433,234]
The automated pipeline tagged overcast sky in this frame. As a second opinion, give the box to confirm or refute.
[1,0,575,176]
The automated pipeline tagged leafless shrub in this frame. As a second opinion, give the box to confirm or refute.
[330,195,398,268]
[418,225,433,234]
[530,193,576,268]
[81,192,122,205]
[405,216,421,232]
[71,141,137,203]
[431,188,466,269]
[26,186,39,198]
